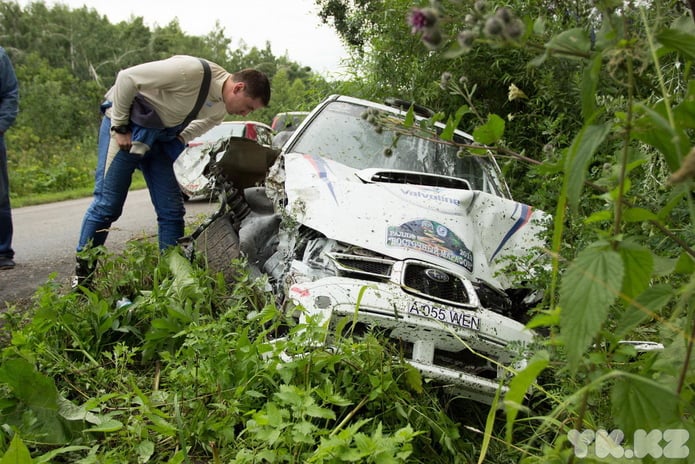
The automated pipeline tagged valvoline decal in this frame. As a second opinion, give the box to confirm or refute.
[386,219,474,271]
[399,187,461,206]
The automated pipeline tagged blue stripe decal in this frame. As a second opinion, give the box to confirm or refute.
[303,154,338,203]
[490,203,532,263]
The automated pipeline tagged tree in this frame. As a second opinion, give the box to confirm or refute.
[1,0,339,199]
[14,52,102,139]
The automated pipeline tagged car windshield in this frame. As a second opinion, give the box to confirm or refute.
[289,101,506,196]
[193,123,244,143]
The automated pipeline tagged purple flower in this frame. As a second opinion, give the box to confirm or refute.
[407,7,438,33]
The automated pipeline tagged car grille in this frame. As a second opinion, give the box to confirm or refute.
[328,250,471,307]
[402,262,470,306]
[329,252,394,281]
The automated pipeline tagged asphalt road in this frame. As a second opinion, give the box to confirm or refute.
[0,189,219,306]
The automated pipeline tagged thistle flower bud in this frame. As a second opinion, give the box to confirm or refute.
[474,0,487,14]
[495,7,513,24]
[457,30,476,51]
[422,27,443,49]
[505,18,525,40]
[484,16,504,37]
[440,71,453,90]
[407,7,439,33]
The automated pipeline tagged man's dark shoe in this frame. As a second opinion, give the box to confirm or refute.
[0,257,15,270]
[71,257,96,290]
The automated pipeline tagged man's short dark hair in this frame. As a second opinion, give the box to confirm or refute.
[233,68,271,106]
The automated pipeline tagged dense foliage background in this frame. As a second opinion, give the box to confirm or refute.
[0,0,340,201]
[1,0,694,462]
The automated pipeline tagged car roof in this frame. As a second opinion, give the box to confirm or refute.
[273,111,310,116]
[219,120,272,130]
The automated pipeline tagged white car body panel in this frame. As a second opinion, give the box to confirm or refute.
[282,152,547,290]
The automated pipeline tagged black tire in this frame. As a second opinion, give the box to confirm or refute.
[194,214,241,283]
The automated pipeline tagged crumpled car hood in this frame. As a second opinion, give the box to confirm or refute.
[282,152,547,289]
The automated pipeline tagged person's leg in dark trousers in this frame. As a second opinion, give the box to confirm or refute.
[140,143,186,251]
[75,117,139,284]
[0,136,14,269]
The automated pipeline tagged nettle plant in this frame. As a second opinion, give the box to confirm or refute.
[0,243,489,463]
[410,0,694,461]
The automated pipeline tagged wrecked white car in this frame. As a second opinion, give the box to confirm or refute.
[185,95,549,404]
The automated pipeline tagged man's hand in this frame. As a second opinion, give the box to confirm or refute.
[114,132,132,151]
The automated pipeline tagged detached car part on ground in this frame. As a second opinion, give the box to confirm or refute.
[182,95,659,404]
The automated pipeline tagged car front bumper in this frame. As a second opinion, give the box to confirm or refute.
[286,276,535,404]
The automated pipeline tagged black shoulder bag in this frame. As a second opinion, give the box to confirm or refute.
[130,58,212,129]
[181,58,212,129]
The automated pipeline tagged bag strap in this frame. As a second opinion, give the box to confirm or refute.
[181,58,211,129]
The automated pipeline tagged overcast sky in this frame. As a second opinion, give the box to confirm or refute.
[16,0,351,76]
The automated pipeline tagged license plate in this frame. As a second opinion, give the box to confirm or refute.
[407,301,480,331]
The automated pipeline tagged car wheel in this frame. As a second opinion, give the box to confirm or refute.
[194,213,241,283]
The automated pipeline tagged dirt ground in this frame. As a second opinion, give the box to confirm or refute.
[1,254,82,310]
[0,192,219,312]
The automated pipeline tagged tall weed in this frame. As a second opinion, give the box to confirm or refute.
[0,242,496,462]
[408,0,695,461]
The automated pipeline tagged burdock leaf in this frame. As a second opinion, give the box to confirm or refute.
[504,351,549,442]
[560,243,623,370]
[612,374,681,437]
[545,28,591,57]
[618,241,653,300]
[613,284,673,341]
[564,123,611,211]
[472,114,505,145]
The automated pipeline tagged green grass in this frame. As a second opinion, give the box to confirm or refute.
[0,244,492,463]
[12,172,147,208]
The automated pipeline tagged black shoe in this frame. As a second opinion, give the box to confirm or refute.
[71,257,96,289]
[0,257,15,270]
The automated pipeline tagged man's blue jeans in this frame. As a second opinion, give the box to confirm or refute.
[0,136,13,259]
[77,117,186,252]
